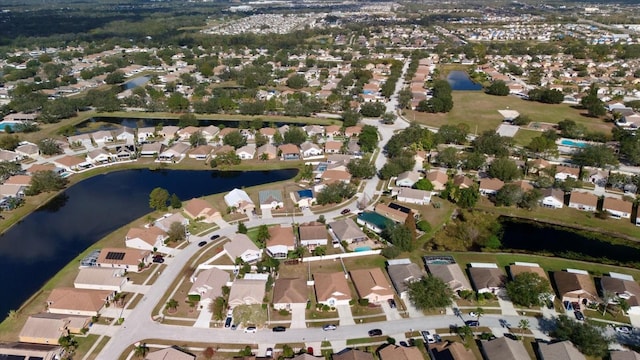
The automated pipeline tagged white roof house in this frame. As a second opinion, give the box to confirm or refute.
[224,188,255,213]
[396,188,431,205]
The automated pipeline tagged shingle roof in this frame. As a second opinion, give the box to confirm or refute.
[272,278,307,305]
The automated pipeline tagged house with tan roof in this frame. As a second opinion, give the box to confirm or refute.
[427,263,472,293]
[67,133,93,148]
[481,337,529,360]
[137,126,156,143]
[324,140,343,154]
[610,351,640,360]
[479,178,505,196]
[333,348,374,360]
[568,191,598,212]
[257,143,277,160]
[529,158,550,174]
[154,212,189,232]
[85,148,115,164]
[279,143,301,160]
[603,197,633,219]
[314,272,352,306]
[344,125,362,137]
[140,142,163,157]
[396,188,431,205]
[201,125,220,141]
[188,144,214,161]
[19,313,89,345]
[146,346,196,360]
[259,127,276,141]
[158,142,190,162]
[224,188,255,214]
[553,269,599,309]
[125,226,167,251]
[321,169,352,184]
[188,268,230,309]
[453,175,474,189]
[378,344,423,360]
[90,130,114,145]
[46,288,112,316]
[426,170,448,191]
[228,278,267,308]
[266,225,296,259]
[325,125,342,137]
[177,126,200,140]
[53,155,85,172]
[74,268,127,292]
[26,163,56,175]
[158,125,180,140]
[374,203,409,223]
[183,198,221,223]
[212,145,235,158]
[508,262,550,282]
[350,268,395,304]
[236,144,256,160]
[301,141,324,159]
[395,170,421,188]
[224,233,261,263]
[328,219,367,244]
[298,222,328,249]
[272,278,308,310]
[4,175,31,187]
[96,247,151,273]
[15,142,39,158]
[468,263,505,294]
[537,340,586,360]
[555,165,580,181]
[428,341,475,360]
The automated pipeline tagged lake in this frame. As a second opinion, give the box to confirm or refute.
[447,70,483,91]
[0,168,297,320]
[121,76,150,90]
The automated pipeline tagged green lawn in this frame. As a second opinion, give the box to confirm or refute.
[513,128,543,146]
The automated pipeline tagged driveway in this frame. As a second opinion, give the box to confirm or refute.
[401,293,423,318]
[193,306,213,328]
[380,300,402,321]
[290,303,307,329]
[336,304,355,326]
[261,208,273,219]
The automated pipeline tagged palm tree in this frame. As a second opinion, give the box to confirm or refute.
[601,290,615,316]
[518,319,530,338]
[134,343,149,358]
[474,307,485,325]
[166,298,179,312]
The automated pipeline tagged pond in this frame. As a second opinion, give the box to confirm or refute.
[121,76,150,91]
[447,70,483,91]
[0,168,297,320]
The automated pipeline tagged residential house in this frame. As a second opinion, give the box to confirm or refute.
[224,188,255,214]
[236,144,256,160]
[321,169,352,184]
[395,171,421,188]
[293,189,315,208]
[183,198,221,223]
[224,233,261,263]
[140,142,163,157]
[600,272,640,325]
[212,145,235,158]
[378,345,423,360]
[357,211,392,233]
[325,125,341,137]
[344,125,362,137]
[555,165,580,181]
[15,142,39,158]
[158,125,179,140]
[228,277,267,308]
[298,222,328,249]
[96,247,151,273]
[53,155,85,172]
[188,268,230,309]
[332,349,374,360]
[158,142,190,162]
[188,145,214,161]
[386,259,424,298]
[426,263,472,293]
[610,351,640,360]
[19,313,88,345]
[0,149,21,162]
[73,268,127,292]
[0,343,64,359]
[259,127,276,143]
[301,141,324,159]
[453,175,474,189]
[537,341,586,360]
[512,180,534,192]
[4,175,32,187]
[350,268,395,304]
[137,127,156,143]
[90,130,114,146]
[0,184,26,200]
[426,170,448,191]
[314,272,352,306]
[46,288,112,316]
[468,263,506,294]
[540,188,565,209]
[428,341,475,360]
[125,226,168,251]
[603,197,633,219]
[481,337,529,360]
[279,144,301,160]
[329,219,367,244]
[479,178,505,196]
[396,188,431,205]
[508,262,550,282]
[529,158,550,174]
[266,225,296,259]
[568,191,598,212]
[257,143,277,160]
[258,189,284,210]
[324,141,343,154]
[553,269,599,309]
[154,212,188,232]
[114,127,135,144]
[146,347,196,360]
[86,149,115,164]
[374,202,410,223]
[177,126,200,141]
[67,133,93,148]
[272,278,308,310]
[304,125,324,137]
[114,145,135,160]
[292,354,321,360]
[346,139,362,157]
[201,125,220,141]
[25,163,56,175]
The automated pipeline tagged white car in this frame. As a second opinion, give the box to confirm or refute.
[469,312,478,318]
[244,326,257,333]
[615,326,631,334]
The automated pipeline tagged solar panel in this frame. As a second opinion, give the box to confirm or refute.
[105,252,125,260]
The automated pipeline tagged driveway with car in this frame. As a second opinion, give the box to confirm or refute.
[381,299,402,321]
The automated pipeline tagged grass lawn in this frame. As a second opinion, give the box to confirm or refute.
[406,91,612,136]
[513,128,543,146]
[74,334,106,360]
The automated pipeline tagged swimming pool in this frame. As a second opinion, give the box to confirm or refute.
[354,246,372,252]
[0,122,16,132]
[560,139,588,148]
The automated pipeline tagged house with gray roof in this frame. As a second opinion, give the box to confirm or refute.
[258,189,284,210]
[328,218,367,244]
[481,337,529,360]
[537,340,586,360]
[427,263,472,293]
[386,259,424,297]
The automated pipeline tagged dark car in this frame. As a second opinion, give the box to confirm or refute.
[368,329,383,337]
[224,317,232,328]
[399,341,409,347]
[388,299,397,309]
[465,320,480,327]
[210,234,220,240]
[197,241,207,247]
[272,326,286,332]
[341,208,351,215]
[574,310,585,321]
[152,257,164,263]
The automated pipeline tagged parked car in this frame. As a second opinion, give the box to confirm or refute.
[368,329,383,336]
[152,257,164,263]
[224,317,232,328]
[387,299,397,309]
[265,347,273,357]
[210,234,220,240]
[272,326,286,332]
[197,241,207,247]
[340,208,351,215]
[399,341,409,347]
[322,324,337,331]
[465,320,480,327]
[469,311,478,318]
[434,334,442,343]
[244,326,257,333]
[615,326,631,334]
[574,310,585,321]
[231,324,237,330]
[421,330,435,344]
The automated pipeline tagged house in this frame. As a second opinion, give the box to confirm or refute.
[426,170,448,191]
[357,211,392,233]
[188,268,230,309]
[224,233,261,263]
[568,191,598,212]
[321,169,352,184]
[86,149,115,164]
[529,158,550,174]
[610,351,640,360]
[67,133,93,148]
[4,175,32,187]
[332,348,374,360]
[266,225,296,259]
[0,184,26,200]
[26,163,56,175]
[540,188,565,209]
[46,288,112,316]
[201,125,220,141]
[259,127,276,142]
[114,145,135,160]
[453,175,474,189]
[324,141,343,154]
[350,268,395,304]
[508,262,550,282]
[15,142,39,158]
[479,178,505,195]
[344,125,362,137]
[396,188,431,205]
[96,248,151,273]
[428,341,475,360]
[555,165,580,181]
[329,219,367,244]
[158,125,180,140]
[298,222,328,249]
[53,155,85,172]
[0,149,21,162]
[140,142,164,157]
[314,272,352,306]
[236,144,256,160]
[395,171,421,188]
[468,263,505,294]
[146,346,196,360]
[272,278,308,310]
[183,198,221,223]
[177,126,200,140]
[257,143,277,160]
[294,189,315,208]
[512,180,534,192]
[325,125,341,137]
[301,141,324,159]
[90,130,114,145]
[600,272,640,325]
[304,125,324,137]
[374,203,409,223]
[137,126,156,143]
[386,259,424,297]
[481,337,529,360]
[73,268,127,292]
[154,212,188,232]
[426,263,472,293]
[603,197,633,219]
[212,145,235,158]
[158,142,190,162]
[125,226,168,251]
[188,145,214,161]
[114,127,135,143]
[228,278,267,308]
[258,189,284,210]
[537,340,586,360]
[0,343,64,359]
[378,345,423,360]
[553,269,599,309]
[279,144,301,160]
[224,188,255,213]
[19,313,88,345]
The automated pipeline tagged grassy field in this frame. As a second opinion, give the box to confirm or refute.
[407,91,612,137]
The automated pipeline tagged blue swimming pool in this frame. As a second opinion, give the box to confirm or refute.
[354,246,372,252]
[0,122,16,132]
[560,139,588,148]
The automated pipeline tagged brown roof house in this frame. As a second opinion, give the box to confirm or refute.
[19,313,88,345]
[428,341,475,360]
[479,178,504,196]
[298,222,328,249]
[374,203,409,223]
[73,268,127,292]
[332,348,374,360]
[350,268,395,304]
[603,197,633,219]
[125,226,168,251]
[378,344,423,360]
[426,263,472,293]
[610,351,640,360]
[96,248,151,273]
[228,275,268,308]
[279,143,301,160]
[188,268,230,310]
[537,340,586,360]
[224,233,261,264]
[266,225,296,259]
[481,337,529,360]
[508,262,554,301]
[183,198,221,223]
[46,288,112,316]
[321,169,352,184]
[553,269,599,309]
[426,169,448,191]
[386,259,424,298]
[146,346,196,360]
[600,272,640,322]
[272,278,308,310]
[568,191,598,212]
[314,272,352,307]
[453,175,475,189]
[468,263,506,294]
[328,219,367,244]
[555,165,580,181]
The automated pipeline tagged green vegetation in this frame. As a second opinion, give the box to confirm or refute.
[407,275,453,310]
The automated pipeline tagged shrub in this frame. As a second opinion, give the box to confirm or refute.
[358,298,369,306]
[417,220,432,232]
[188,294,201,302]
[279,309,290,316]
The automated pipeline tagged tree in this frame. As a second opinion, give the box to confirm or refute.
[581,84,606,117]
[436,125,467,145]
[414,178,434,191]
[167,222,186,242]
[167,92,189,112]
[178,113,198,128]
[518,319,530,338]
[457,325,473,345]
[316,182,356,205]
[551,315,610,357]
[473,131,510,157]
[149,187,169,211]
[506,272,551,307]
[527,136,558,159]
[58,335,78,355]
[519,189,542,210]
[0,135,20,150]
[488,157,521,181]
[407,275,453,310]
[312,246,326,256]
[572,145,618,168]
[494,184,524,207]
[25,170,68,196]
[223,131,247,149]
[382,112,396,124]
[347,158,376,179]
[166,298,179,311]
[203,347,215,359]
[463,151,486,170]
[283,127,307,146]
[486,80,509,96]
[437,147,460,168]
[359,102,386,117]
[342,110,361,127]
[105,70,125,84]
[474,307,484,324]
[134,343,150,358]
[170,193,182,209]
[358,125,378,153]
[456,187,480,209]
[189,131,207,147]
[286,74,308,89]
[256,224,270,247]
[382,223,414,252]
[37,138,63,156]
[404,211,417,242]
[237,221,247,234]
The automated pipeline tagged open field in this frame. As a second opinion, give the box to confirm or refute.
[407,91,612,137]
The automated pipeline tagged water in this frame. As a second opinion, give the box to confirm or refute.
[0,168,297,319]
[446,70,483,91]
[560,138,588,148]
[121,76,150,90]
[75,117,303,133]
